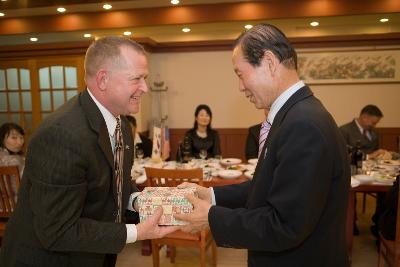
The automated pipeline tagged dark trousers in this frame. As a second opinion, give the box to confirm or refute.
[103,254,117,267]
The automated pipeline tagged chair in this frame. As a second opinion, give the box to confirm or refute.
[378,178,400,267]
[145,167,217,267]
[0,166,21,238]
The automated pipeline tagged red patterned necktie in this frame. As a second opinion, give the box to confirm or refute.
[258,120,271,158]
[114,117,124,223]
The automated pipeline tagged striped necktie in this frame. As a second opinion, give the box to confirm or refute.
[258,120,271,158]
[363,129,371,141]
[114,117,124,223]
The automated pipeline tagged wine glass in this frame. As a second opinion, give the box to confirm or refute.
[199,149,207,161]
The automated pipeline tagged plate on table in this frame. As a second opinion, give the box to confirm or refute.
[218,170,242,179]
[248,158,258,165]
[220,158,242,166]
[353,174,374,184]
[239,164,255,171]
[350,177,360,188]
[244,170,255,180]
[372,174,395,185]
[379,160,400,167]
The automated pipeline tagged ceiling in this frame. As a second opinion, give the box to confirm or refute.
[0,0,399,46]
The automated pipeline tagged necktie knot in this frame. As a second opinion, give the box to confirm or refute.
[261,120,271,129]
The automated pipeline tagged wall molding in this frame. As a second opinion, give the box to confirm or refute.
[1,0,399,35]
[1,33,400,58]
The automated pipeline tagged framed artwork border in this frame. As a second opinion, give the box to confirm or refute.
[297,49,400,84]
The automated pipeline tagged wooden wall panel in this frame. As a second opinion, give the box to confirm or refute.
[167,127,400,161]
[376,128,400,152]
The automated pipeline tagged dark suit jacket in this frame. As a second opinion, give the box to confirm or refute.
[135,134,153,158]
[339,119,379,154]
[209,86,350,267]
[0,90,137,267]
[245,124,261,160]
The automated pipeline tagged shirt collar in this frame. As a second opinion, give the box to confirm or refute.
[87,88,118,137]
[354,119,364,134]
[267,80,305,124]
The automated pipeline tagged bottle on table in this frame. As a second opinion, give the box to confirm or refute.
[354,140,364,174]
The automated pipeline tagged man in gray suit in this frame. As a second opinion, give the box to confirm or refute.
[176,24,350,267]
[340,104,385,158]
[0,36,178,267]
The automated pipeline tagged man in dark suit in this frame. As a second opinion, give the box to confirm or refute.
[126,115,153,158]
[340,105,388,239]
[245,109,269,160]
[340,104,384,157]
[176,24,350,267]
[0,36,178,267]
[245,124,260,160]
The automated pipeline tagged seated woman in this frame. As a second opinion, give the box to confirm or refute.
[0,122,25,175]
[0,122,25,203]
[183,104,221,159]
[126,115,152,158]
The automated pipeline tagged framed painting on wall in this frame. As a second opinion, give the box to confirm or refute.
[297,49,400,84]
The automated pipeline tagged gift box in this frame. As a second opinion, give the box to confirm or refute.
[137,187,197,225]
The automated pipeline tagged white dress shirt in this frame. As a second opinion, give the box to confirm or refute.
[87,88,139,243]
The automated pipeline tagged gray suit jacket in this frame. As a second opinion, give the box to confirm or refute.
[0,90,137,267]
[209,86,350,267]
[339,119,379,154]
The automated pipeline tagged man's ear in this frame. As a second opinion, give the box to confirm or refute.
[96,70,108,91]
[262,50,278,75]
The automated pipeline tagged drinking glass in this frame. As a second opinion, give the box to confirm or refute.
[199,149,207,160]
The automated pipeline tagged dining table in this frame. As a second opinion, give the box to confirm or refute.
[134,158,399,259]
[346,159,399,263]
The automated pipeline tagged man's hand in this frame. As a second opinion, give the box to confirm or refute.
[174,194,212,234]
[136,207,180,240]
[178,182,212,204]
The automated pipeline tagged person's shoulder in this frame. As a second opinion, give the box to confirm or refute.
[209,129,220,136]
[185,128,196,136]
[139,133,151,142]
[339,120,354,130]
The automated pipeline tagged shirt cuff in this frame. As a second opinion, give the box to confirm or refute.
[127,192,141,212]
[210,187,216,206]
[126,224,138,243]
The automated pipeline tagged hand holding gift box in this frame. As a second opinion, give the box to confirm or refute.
[137,187,197,225]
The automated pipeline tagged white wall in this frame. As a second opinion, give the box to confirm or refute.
[138,49,400,131]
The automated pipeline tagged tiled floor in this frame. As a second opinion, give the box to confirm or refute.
[116,193,379,267]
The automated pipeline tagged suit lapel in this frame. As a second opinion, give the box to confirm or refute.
[121,117,134,183]
[265,86,313,154]
[252,86,314,182]
[80,90,114,169]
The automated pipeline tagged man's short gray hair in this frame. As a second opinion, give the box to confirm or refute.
[84,36,145,78]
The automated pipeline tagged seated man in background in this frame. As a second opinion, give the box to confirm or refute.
[340,104,388,159]
[340,104,390,239]
[245,109,269,160]
[126,115,153,158]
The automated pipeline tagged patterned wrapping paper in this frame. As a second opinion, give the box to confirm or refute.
[137,187,197,225]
